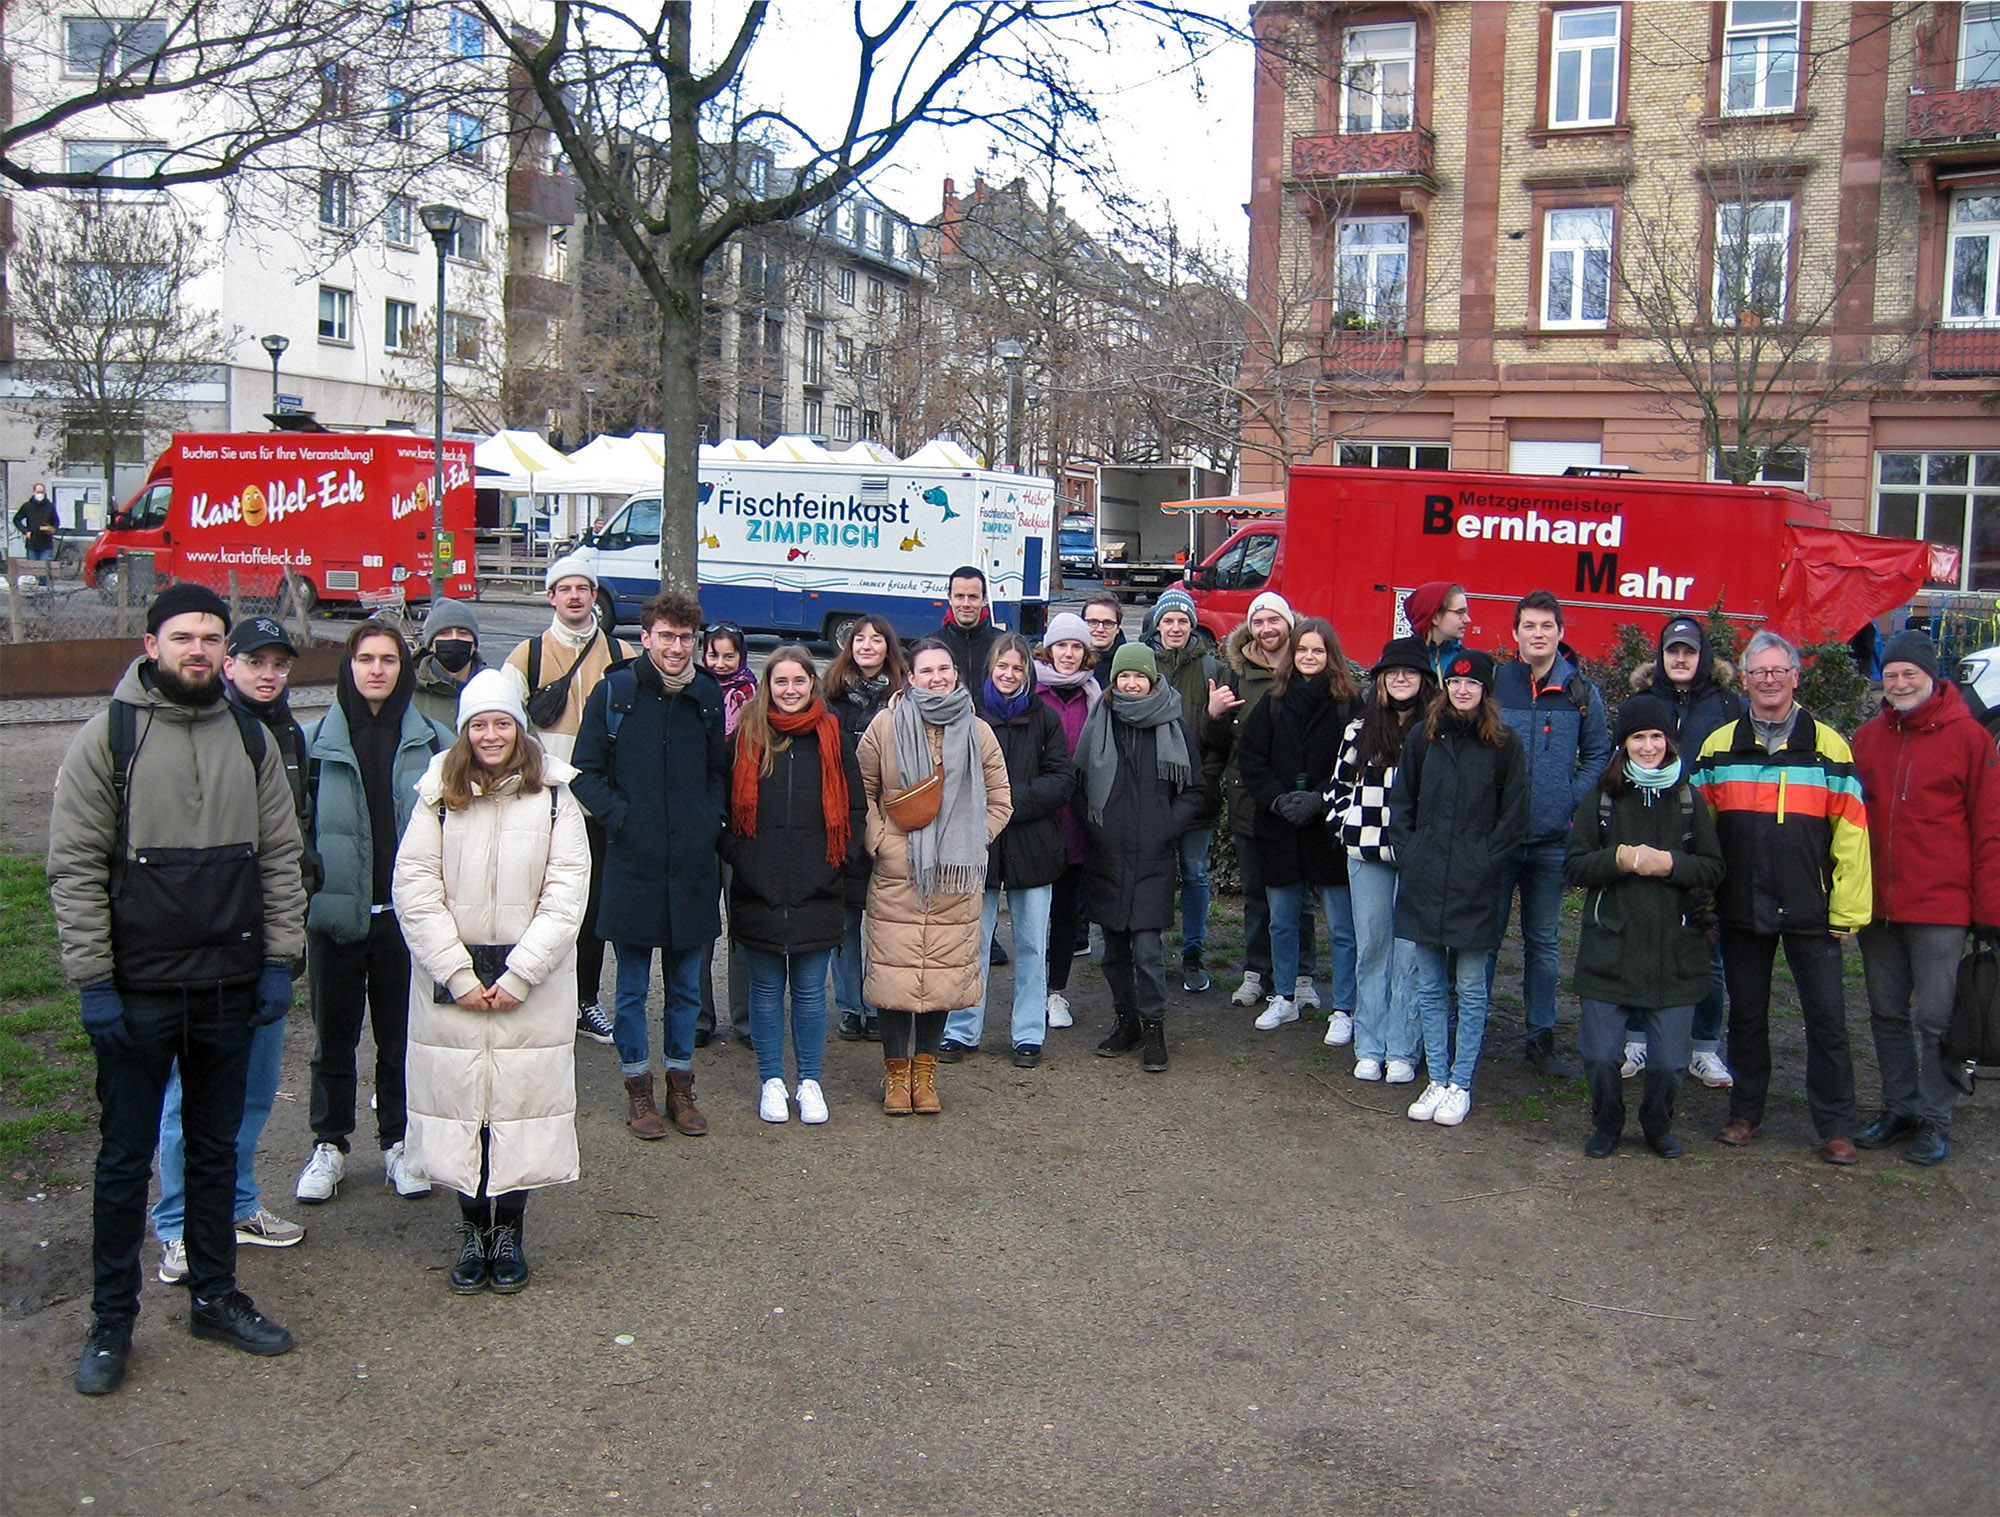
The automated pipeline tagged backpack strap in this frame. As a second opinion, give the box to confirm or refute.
[603,668,637,747]
[527,636,542,694]
[108,697,265,885]
[1597,782,1697,850]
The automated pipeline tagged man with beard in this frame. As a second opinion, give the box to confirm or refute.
[295,621,453,1206]
[50,583,306,1394]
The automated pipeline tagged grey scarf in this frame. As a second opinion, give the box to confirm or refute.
[891,683,988,907]
[1076,684,1191,827]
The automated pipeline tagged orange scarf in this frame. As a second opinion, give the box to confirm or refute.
[730,699,851,869]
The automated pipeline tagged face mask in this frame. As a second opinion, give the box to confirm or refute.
[432,639,475,673]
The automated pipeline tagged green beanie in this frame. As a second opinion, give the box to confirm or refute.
[1109,642,1159,687]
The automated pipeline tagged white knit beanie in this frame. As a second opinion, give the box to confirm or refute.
[544,552,597,591]
[455,667,529,732]
[1246,591,1296,628]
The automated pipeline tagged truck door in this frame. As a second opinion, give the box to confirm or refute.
[1207,528,1280,621]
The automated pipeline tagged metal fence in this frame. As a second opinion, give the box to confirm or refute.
[2,553,322,645]
[1902,587,2000,672]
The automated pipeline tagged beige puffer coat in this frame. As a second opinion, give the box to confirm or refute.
[858,703,1011,1013]
[392,751,590,1196]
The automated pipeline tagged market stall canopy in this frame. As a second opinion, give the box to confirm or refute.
[473,429,569,494]
[1160,489,1285,516]
[531,434,663,496]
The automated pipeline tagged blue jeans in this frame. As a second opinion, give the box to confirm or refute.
[1489,841,1567,1041]
[948,885,1053,1049]
[1177,827,1213,957]
[1347,859,1418,1063]
[1267,882,1357,1009]
[613,942,705,1076]
[743,945,830,1084]
[833,906,873,1021]
[1414,942,1495,1091]
[152,1015,286,1239]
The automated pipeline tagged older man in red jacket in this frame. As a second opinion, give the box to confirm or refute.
[1851,629,2000,1166]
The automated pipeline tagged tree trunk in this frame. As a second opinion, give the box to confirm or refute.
[656,254,704,597]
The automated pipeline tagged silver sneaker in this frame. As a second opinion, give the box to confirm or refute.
[157,1237,187,1284]
[294,1142,345,1204]
[1229,971,1265,1008]
[235,1207,306,1248]
[1293,976,1320,1010]
[1045,992,1073,1028]
[383,1141,432,1198]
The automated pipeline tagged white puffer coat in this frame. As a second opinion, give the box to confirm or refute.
[392,751,590,1195]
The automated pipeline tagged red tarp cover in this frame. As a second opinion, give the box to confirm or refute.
[1774,525,1934,645]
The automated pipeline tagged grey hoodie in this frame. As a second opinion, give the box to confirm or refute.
[48,658,306,987]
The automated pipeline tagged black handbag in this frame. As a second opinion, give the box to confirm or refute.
[1944,930,2000,1089]
[525,631,598,728]
[433,944,518,1003]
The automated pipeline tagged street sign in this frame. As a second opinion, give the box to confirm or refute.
[276,393,304,410]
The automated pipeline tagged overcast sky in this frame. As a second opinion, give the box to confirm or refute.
[705,5,1255,264]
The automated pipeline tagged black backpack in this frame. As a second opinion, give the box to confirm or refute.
[1945,932,2000,1087]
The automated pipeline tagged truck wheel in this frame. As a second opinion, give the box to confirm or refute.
[281,576,319,618]
[93,563,120,604]
[596,589,619,635]
[824,613,861,650]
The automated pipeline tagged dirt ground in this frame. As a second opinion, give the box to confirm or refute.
[4,714,1998,1516]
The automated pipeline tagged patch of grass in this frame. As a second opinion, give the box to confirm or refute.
[0,855,67,1002]
[0,1110,88,1160]
[1497,1093,1552,1123]
[0,849,92,1165]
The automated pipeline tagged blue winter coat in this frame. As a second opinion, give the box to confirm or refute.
[1493,644,1609,847]
[570,657,728,951]
[305,702,453,943]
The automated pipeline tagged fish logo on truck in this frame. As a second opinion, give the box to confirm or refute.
[1421,490,1697,605]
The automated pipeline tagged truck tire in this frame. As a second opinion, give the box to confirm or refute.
[824,613,861,650]
[280,575,318,618]
[596,589,619,635]
[93,562,120,604]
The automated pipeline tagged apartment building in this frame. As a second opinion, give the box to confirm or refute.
[1247,1,2000,593]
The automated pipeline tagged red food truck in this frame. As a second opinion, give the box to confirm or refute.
[1182,466,1938,658]
[84,432,477,612]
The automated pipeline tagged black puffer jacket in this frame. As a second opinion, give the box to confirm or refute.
[830,676,895,907]
[722,723,868,955]
[1386,717,1530,950]
[1084,719,1206,933]
[983,699,1076,890]
[1236,674,1359,889]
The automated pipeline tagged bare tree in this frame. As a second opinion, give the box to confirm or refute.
[8,198,237,493]
[478,0,1234,594]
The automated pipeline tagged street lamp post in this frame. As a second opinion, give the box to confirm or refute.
[259,333,289,416]
[583,385,597,442]
[419,203,463,597]
[996,339,1026,473]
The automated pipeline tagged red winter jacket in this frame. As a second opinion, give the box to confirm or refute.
[1851,681,2000,928]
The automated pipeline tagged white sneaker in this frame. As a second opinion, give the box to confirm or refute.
[759,1077,790,1123]
[1407,1081,1449,1121]
[1432,1084,1473,1127]
[1385,1059,1418,1085]
[383,1141,431,1198]
[1293,977,1320,1010]
[1253,995,1299,1031]
[1620,1040,1647,1079]
[235,1206,305,1248]
[295,1142,345,1204]
[157,1237,187,1284]
[1322,1010,1354,1047]
[1353,1057,1384,1082]
[1689,1050,1735,1088]
[1045,993,1073,1029]
[1230,971,1265,1008]
[795,1078,829,1125]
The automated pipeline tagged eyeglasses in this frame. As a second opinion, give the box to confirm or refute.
[1744,666,1795,682]
[1084,616,1119,629]
[653,631,696,647]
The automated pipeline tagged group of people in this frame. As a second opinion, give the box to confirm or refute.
[47,555,2000,1400]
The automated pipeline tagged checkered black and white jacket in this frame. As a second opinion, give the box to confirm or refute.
[1327,714,1399,864]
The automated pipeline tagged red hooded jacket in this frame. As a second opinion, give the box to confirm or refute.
[1851,680,2000,928]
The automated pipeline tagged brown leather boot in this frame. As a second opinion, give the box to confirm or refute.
[882,1058,914,1115]
[624,1073,668,1140]
[663,1069,709,1136]
[910,1053,941,1114]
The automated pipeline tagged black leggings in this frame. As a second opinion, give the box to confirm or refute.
[456,1126,527,1226]
[880,1009,947,1061]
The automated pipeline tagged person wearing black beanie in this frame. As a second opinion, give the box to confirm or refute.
[145,581,232,636]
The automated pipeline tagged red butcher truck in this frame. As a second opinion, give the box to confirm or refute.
[1182,466,1939,659]
[84,432,477,613]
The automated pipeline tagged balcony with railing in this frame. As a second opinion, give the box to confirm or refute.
[1291,128,1436,186]
[504,272,574,321]
[1320,327,1408,378]
[507,165,578,227]
[1928,322,2000,377]
[1905,86,2000,151]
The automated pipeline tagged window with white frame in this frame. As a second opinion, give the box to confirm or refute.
[385,89,411,140]
[445,312,484,364]
[802,397,824,435]
[64,139,167,189]
[1722,1,1800,115]
[385,194,414,247]
[862,409,882,440]
[65,18,166,76]
[449,9,485,58]
[1342,23,1415,134]
[802,326,825,385]
[444,216,485,262]
[835,335,855,371]
[1961,2,2000,88]
[838,267,856,304]
[1713,200,1790,323]
[1333,216,1409,328]
[318,285,353,343]
[1947,193,2000,324]
[1550,6,1620,128]
[1542,207,1612,326]
[384,299,416,351]
[446,112,483,162]
[1339,441,1451,470]
[1711,443,1807,485]
[317,171,351,230]
[832,404,855,440]
[1874,451,2000,589]
[867,276,885,311]
[64,262,169,322]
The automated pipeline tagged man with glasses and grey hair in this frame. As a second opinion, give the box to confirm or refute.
[1692,630,1871,1165]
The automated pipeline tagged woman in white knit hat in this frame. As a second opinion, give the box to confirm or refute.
[392,668,590,1294]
